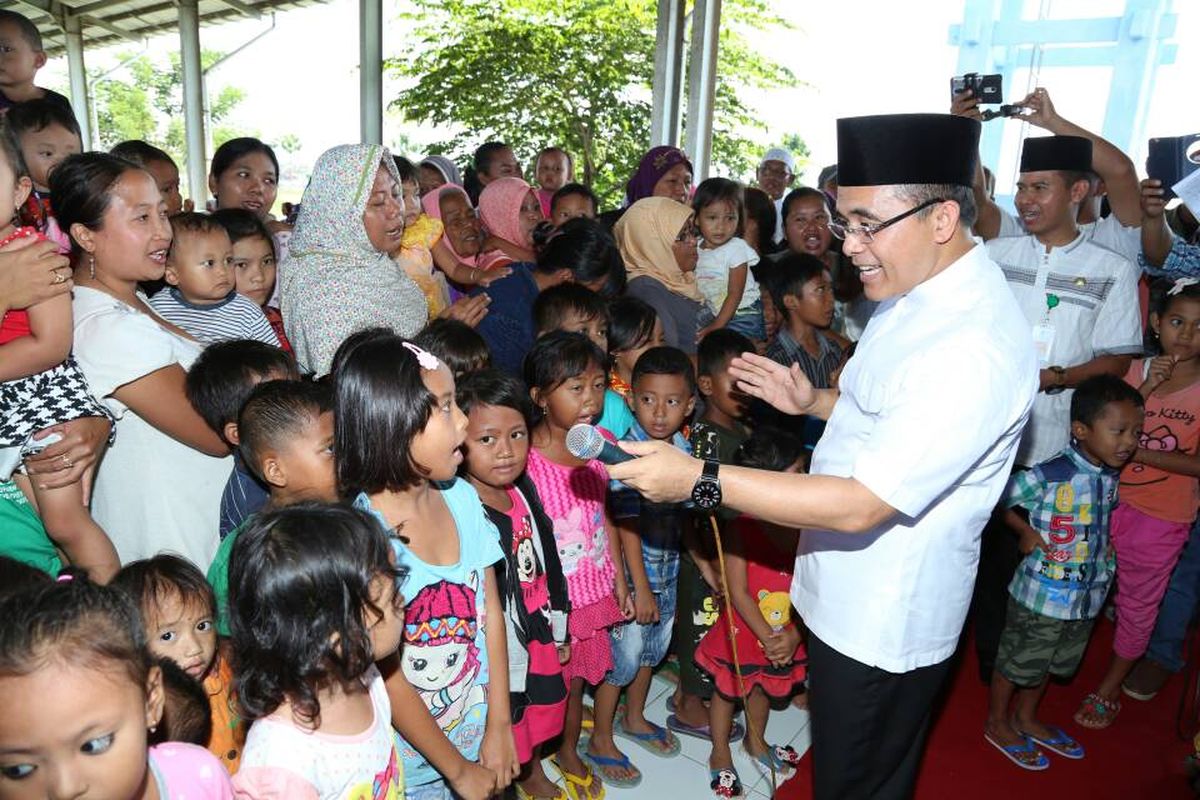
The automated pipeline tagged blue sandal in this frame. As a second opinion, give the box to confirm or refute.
[1021,726,1085,759]
[985,733,1050,771]
[665,712,746,743]
[578,747,643,788]
[615,718,681,757]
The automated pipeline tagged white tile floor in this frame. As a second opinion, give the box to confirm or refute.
[538,673,811,799]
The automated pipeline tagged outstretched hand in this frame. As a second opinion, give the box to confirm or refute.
[1014,87,1060,129]
[728,352,816,416]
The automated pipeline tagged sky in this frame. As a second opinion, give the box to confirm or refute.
[41,0,1198,204]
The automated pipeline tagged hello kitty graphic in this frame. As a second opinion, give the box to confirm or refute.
[554,506,590,574]
[402,576,487,735]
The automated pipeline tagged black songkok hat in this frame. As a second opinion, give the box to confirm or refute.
[1019,135,1093,173]
[837,114,981,188]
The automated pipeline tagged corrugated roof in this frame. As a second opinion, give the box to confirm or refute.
[2,0,329,56]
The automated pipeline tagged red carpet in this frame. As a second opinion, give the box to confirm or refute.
[777,618,1197,799]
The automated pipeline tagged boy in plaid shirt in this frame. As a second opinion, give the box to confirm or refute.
[985,375,1144,770]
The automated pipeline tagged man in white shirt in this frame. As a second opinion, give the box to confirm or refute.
[975,133,1142,682]
[756,147,795,244]
[610,113,1038,800]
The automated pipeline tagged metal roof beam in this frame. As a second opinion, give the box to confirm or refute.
[68,0,137,16]
[77,13,143,43]
[212,0,260,19]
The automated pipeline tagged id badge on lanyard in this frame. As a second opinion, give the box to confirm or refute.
[1032,293,1060,367]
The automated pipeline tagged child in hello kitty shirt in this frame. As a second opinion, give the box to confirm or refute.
[524,332,633,799]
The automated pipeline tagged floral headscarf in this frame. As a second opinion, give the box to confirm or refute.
[613,196,701,301]
[281,144,428,376]
[624,146,693,207]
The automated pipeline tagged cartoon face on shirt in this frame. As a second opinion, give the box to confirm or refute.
[402,640,470,690]
[515,536,538,584]
[557,539,585,573]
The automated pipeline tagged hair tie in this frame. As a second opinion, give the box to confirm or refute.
[56,574,74,583]
[1168,277,1200,296]
[402,341,440,371]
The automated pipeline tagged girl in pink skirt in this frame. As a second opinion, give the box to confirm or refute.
[524,332,633,800]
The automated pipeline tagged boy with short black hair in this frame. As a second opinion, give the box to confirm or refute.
[763,251,843,391]
[184,339,298,541]
[148,212,281,346]
[532,281,609,352]
[984,374,1144,770]
[206,379,336,636]
[589,345,695,782]
[550,183,599,227]
[0,11,72,112]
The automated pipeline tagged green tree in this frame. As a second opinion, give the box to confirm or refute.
[386,0,796,207]
[89,50,246,170]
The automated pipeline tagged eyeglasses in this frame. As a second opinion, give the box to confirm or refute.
[759,165,792,179]
[827,198,946,243]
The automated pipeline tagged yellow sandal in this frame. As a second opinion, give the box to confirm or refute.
[548,754,605,800]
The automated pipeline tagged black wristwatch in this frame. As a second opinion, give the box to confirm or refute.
[691,459,722,510]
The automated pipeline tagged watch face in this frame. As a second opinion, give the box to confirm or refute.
[693,480,721,508]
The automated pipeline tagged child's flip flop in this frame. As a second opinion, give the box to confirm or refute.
[665,712,746,743]
[615,718,681,757]
[1020,725,1085,759]
[709,767,744,798]
[548,755,605,800]
[578,748,643,789]
[984,733,1050,771]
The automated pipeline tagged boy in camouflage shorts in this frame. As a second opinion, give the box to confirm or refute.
[984,375,1144,770]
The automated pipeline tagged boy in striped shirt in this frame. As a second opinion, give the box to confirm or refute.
[149,212,280,347]
[984,375,1143,769]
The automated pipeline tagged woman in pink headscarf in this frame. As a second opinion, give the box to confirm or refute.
[477,177,545,270]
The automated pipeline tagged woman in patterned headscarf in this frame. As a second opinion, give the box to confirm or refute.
[281,144,429,376]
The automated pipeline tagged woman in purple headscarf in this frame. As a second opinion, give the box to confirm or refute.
[599,146,694,230]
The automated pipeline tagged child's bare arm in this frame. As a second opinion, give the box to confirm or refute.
[1133,448,1200,478]
[479,566,518,791]
[0,293,72,381]
[604,504,633,617]
[431,239,511,286]
[1001,507,1047,555]
[379,654,496,800]
[617,516,657,623]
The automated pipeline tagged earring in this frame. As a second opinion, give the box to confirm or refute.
[148,724,157,734]
[88,254,95,279]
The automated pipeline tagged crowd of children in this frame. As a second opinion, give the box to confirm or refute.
[1,6,1200,797]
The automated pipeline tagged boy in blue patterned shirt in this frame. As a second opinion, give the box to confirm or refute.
[985,375,1144,770]
[589,346,695,784]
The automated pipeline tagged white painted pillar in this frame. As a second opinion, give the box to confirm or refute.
[359,0,383,144]
[179,0,208,206]
[650,0,685,148]
[64,16,92,148]
[684,0,721,182]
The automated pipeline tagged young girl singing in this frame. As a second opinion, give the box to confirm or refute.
[458,368,572,800]
[523,331,633,799]
[334,334,517,800]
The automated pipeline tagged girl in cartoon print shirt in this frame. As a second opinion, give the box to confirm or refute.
[337,335,516,799]
[1077,280,1200,729]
